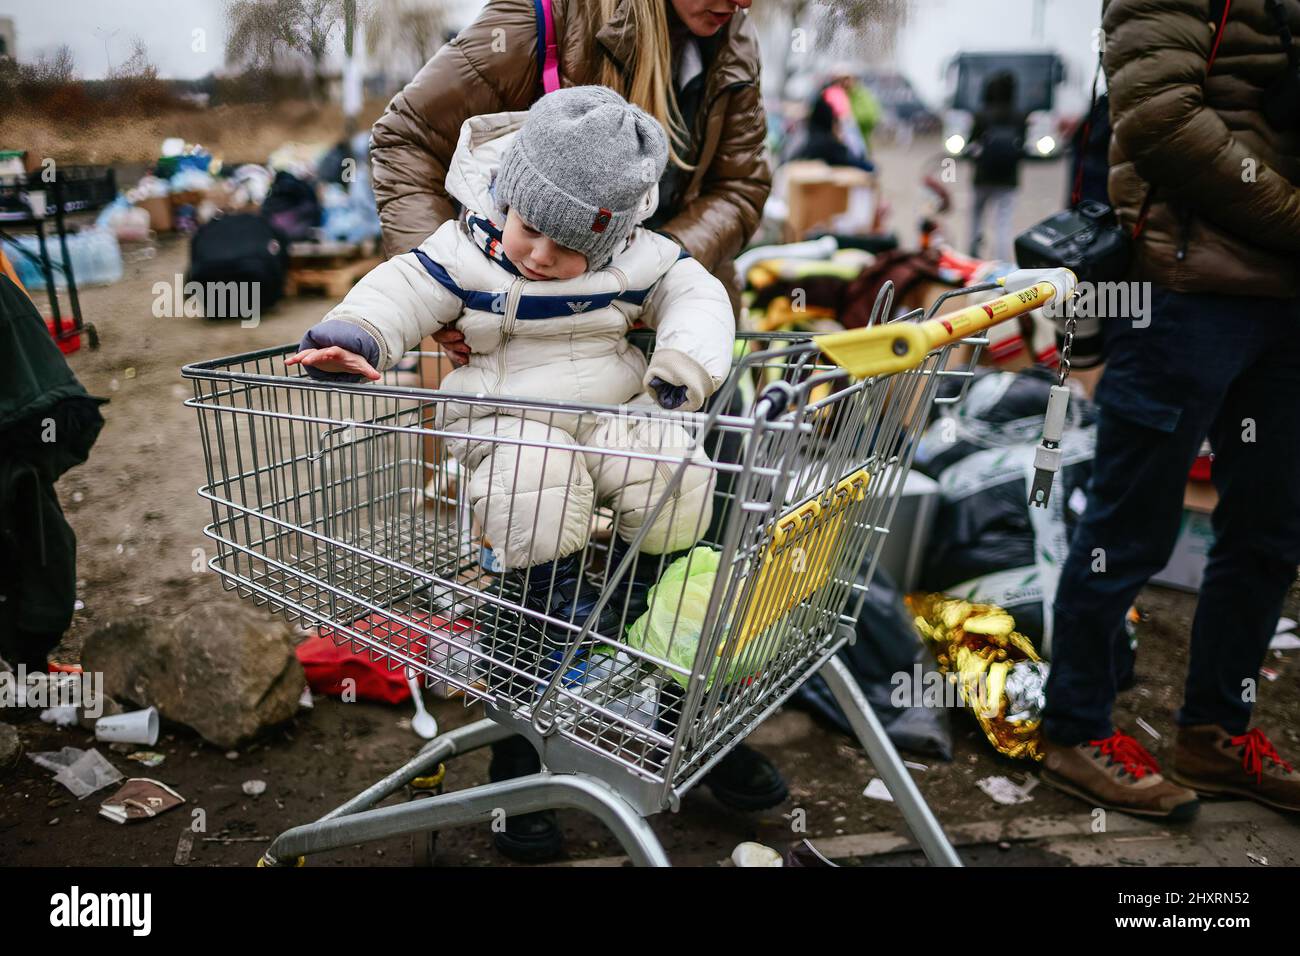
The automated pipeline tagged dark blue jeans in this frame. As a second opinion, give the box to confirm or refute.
[1042,285,1300,745]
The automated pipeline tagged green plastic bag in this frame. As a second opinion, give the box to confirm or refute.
[623,547,776,689]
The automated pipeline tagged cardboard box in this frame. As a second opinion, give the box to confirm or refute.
[783,161,875,240]
[1150,481,1217,592]
[137,195,172,233]
[169,188,206,209]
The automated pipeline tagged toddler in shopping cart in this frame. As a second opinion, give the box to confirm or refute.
[288,85,735,644]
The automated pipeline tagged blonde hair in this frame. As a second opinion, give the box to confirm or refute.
[594,0,695,170]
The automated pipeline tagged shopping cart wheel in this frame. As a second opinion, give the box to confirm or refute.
[408,763,447,867]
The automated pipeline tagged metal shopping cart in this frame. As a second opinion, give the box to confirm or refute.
[182,268,1073,867]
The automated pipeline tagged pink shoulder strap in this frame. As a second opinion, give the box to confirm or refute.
[540,0,561,94]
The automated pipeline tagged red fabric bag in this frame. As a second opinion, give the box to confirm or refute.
[296,612,472,704]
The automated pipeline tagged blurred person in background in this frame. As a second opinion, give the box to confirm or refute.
[1040,0,1300,820]
[366,0,783,863]
[789,87,876,172]
[966,71,1026,260]
[832,68,882,157]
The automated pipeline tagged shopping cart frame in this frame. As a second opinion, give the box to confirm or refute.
[183,270,1071,868]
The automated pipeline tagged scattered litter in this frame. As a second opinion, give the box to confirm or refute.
[40,705,79,727]
[95,706,159,746]
[731,841,783,867]
[225,751,240,760]
[174,830,194,866]
[1247,852,1269,866]
[73,599,85,611]
[863,778,894,802]
[242,779,266,797]
[99,778,185,824]
[297,687,314,710]
[784,839,838,867]
[977,774,1038,806]
[1269,632,1300,651]
[1261,667,1279,682]
[28,747,123,798]
[903,760,929,772]
[1276,617,1297,634]
[127,751,166,768]
[1135,717,1162,741]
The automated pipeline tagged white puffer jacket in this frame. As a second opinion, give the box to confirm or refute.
[315,111,736,568]
[322,110,735,411]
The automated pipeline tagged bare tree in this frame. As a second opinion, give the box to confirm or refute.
[108,37,158,82]
[364,0,452,78]
[753,0,910,92]
[28,44,78,85]
[815,0,910,60]
[224,0,344,99]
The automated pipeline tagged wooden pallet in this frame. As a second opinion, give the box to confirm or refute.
[285,255,381,298]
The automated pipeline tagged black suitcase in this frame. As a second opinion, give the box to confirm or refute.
[188,213,289,317]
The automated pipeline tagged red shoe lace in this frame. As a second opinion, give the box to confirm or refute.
[1230,728,1295,784]
[1089,730,1162,779]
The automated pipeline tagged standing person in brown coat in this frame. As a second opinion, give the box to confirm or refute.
[369,0,782,863]
[1040,0,1300,820]
[370,0,770,321]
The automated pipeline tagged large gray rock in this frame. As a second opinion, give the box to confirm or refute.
[82,601,305,749]
[0,722,20,772]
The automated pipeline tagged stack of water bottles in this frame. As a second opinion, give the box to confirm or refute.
[11,226,124,291]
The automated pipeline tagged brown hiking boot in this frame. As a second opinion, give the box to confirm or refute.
[1170,725,1300,813]
[1040,730,1200,821]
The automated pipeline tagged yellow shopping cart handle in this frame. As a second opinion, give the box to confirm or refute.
[816,269,1075,379]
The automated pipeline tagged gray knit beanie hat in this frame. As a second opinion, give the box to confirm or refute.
[494,85,669,270]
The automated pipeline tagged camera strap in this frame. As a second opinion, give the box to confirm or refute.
[1070,55,1105,207]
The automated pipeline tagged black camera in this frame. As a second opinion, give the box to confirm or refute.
[1013,199,1131,284]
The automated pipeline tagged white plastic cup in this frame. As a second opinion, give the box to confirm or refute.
[95,706,160,746]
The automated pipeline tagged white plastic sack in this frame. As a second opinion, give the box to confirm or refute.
[28,747,123,799]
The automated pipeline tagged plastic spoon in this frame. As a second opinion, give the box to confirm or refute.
[406,671,438,739]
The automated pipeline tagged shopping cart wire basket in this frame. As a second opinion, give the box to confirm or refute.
[183,268,1073,867]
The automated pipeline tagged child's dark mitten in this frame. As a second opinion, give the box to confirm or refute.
[296,319,382,382]
[649,377,689,410]
[642,348,714,412]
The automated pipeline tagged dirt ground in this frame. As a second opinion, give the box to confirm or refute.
[0,100,389,169]
[2,134,1298,867]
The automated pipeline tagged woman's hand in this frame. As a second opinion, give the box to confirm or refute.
[286,345,382,381]
[434,326,472,367]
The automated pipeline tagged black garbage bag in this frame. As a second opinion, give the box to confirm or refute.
[793,567,953,761]
[261,170,321,242]
[912,367,1097,649]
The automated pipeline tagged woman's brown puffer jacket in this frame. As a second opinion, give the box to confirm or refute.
[370,0,771,280]
[1104,0,1300,296]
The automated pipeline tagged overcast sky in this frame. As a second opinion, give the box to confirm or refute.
[0,0,1099,106]
[0,0,226,79]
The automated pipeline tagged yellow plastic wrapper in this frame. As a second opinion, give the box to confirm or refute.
[905,593,1046,761]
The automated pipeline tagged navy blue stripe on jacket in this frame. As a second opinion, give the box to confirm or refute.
[410,247,686,320]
